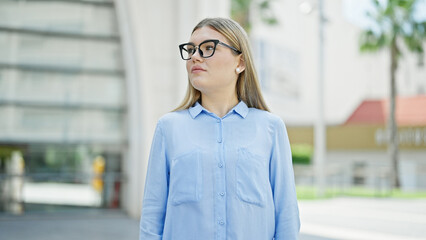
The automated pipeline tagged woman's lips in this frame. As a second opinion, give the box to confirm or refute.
[191,66,206,73]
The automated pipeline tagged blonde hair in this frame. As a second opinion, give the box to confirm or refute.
[174,17,269,112]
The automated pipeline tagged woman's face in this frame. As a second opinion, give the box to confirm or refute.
[186,27,244,95]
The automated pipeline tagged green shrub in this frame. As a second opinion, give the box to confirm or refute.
[291,144,312,165]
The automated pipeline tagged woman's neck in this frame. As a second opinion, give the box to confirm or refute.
[201,92,239,118]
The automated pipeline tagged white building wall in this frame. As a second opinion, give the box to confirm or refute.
[251,0,426,126]
[115,0,230,218]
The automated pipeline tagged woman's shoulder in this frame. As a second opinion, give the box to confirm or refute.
[248,108,286,127]
[157,109,190,126]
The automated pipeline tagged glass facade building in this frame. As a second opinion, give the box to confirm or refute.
[0,0,127,212]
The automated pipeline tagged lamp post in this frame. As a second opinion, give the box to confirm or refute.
[300,0,327,197]
[315,0,326,197]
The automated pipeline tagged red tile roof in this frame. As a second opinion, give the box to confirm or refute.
[345,95,426,126]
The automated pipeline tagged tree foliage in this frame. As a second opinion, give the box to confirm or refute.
[231,0,278,33]
[360,0,425,61]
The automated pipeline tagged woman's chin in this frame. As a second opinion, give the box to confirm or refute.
[190,78,208,91]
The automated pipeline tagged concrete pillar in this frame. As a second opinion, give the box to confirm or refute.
[5,151,25,215]
[114,0,229,219]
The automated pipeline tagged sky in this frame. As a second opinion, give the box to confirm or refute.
[343,0,426,29]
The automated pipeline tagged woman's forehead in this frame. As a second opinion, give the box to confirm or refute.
[189,26,226,44]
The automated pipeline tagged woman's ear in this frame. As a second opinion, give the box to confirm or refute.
[236,56,246,74]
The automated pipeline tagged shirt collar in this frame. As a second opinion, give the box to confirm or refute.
[232,101,249,118]
[188,101,204,118]
[189,101,249,119]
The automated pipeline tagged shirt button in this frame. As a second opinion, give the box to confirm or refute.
[216,119,221,123]
[220,192,225,196]
[219,221,225,225]
[218,162,223,168]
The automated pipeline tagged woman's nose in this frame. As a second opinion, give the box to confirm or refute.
[191,47,203,61]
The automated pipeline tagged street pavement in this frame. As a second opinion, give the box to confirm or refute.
[299,197,426,240]
[0,209,139,240]
[1,197,425,240]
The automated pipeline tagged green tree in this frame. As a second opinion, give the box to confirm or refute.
[359,0,426,188]
[231,0,278,33]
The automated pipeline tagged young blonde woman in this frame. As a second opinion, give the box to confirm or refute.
[140,17,300,240]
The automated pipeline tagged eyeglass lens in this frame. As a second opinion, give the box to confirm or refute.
[181,41,217,60]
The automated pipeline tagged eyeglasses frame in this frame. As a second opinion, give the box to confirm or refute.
[179,39,242,60]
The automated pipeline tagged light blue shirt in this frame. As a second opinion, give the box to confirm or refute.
[140,101,300,240]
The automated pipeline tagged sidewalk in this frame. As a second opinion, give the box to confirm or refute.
[0,209,139,240]
[1,197,425,240]
[299,197,426,240]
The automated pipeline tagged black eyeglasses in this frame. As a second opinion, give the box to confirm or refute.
[179,39,242,60]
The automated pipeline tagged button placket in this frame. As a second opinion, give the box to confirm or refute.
[216,119,223,143]
[214,117,227,239]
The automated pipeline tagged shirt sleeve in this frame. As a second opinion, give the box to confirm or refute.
[140,120,169,240]
[270,118,300,240]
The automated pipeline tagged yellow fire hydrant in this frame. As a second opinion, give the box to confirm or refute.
[92,156,105,193]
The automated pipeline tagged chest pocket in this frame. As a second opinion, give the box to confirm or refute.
[236,148,268,207]
[170,150,202,205]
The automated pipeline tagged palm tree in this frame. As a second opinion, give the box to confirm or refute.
[359,0,426,188]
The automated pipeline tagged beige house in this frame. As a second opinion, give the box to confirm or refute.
[288,96,426,191]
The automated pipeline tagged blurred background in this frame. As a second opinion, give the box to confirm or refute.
[0,0,425,239]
